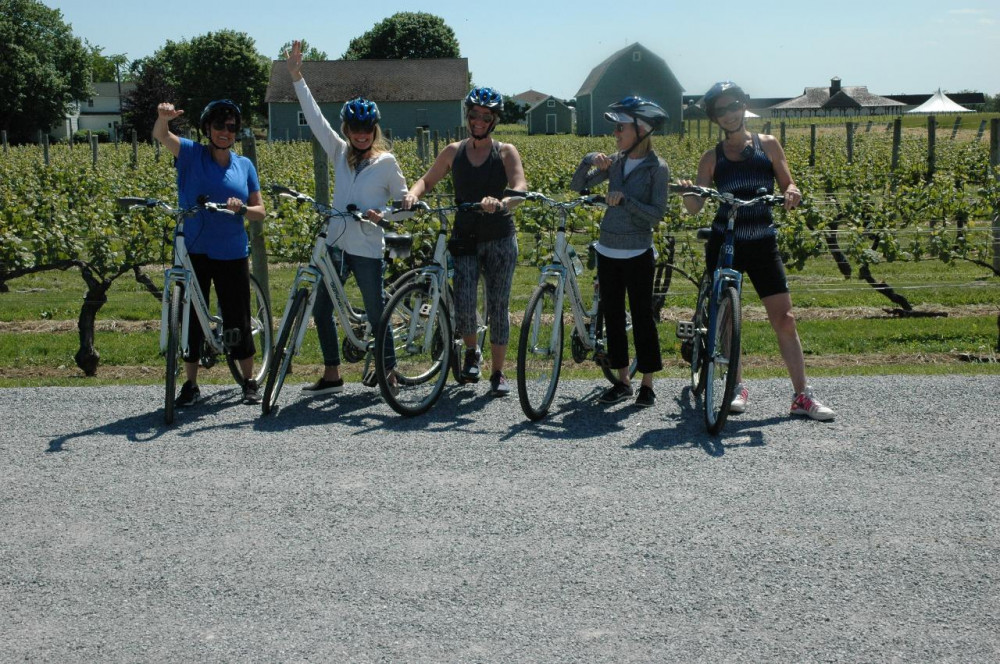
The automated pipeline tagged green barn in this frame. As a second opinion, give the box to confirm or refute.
[526,96,573,135]
[574,43,683,136]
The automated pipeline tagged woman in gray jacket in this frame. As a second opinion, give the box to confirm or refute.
[570,96,670,408]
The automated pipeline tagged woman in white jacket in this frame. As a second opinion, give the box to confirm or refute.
[285,40,408,395]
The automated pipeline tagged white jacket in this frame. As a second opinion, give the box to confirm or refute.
[293,78,408,259]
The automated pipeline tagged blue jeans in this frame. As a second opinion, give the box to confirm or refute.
[313,246,393,368]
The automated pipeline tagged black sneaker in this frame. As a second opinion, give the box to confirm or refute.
[242,378,262,405]
[301,377,345,395]
[460,347,482,383]
[635,385,656,408]
[174,380,200,408]
[598,381,633,404]
[489,370,511,397]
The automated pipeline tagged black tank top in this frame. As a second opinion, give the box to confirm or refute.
[452,139,515,242]
[712,133,777,242]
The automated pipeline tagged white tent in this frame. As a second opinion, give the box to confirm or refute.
[906,89,972,114]
[744,109,760,118]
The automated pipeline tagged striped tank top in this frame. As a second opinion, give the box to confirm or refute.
[712,133,777,242]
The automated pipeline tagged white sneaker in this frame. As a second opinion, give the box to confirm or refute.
[730,383,748,414]
[790,387,835,421]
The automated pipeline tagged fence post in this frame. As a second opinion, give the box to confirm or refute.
[42,133,50,166]
[976,119,987,142]
[433,129,439,157]
[416,128,427,164]
[696,119,701,140]
[155,141,161,162]
[131,130,139,169]
[780,122,786,147]
[239,134,269,305]
[991,119,1000,273]
[809,124,816,167]
[91,134,98,168]
[2,130,7,154]
[950,116,962,140]
[311,136,330,206]
[891,118,902,171]
[845,122,854,164]
[927,115,936,182]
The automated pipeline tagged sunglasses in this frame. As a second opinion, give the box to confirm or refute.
[715,101,744,116]
[467,111,495,124]
[211,120,238,133]
[613,123,630,133]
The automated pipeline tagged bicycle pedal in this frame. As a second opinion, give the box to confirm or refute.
[676,320,695,339]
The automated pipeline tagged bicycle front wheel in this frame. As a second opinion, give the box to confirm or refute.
[704,286,742,434]
[516,283,563,421]
[262,288,308,416]
[226,274,273,386]
[164,284,182,425]
[690,272,711,396]
[376,281,452,417]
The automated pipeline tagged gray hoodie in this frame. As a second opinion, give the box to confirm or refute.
[570,151,669,251]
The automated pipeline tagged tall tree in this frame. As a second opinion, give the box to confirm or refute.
[278,39,327,61]
[0,0,92,142]
[342,12,460,60]
[156,30,269,130]
[120,58,176,140]
[86,41,129,83]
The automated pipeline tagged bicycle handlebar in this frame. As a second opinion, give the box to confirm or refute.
[116,196,240,217]
[668,183,787,208]
[504,189,608,210]
[269,183,394,230]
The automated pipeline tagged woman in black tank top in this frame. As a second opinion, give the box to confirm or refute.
[403,87,528,398]
[677,81,835,422]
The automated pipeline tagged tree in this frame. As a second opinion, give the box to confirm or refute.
[499,96,528,125]
[86,41,130,83]
[0,0,92,143]
[120,58,176,140]
[278,39,327,61]
[342,12,460,60]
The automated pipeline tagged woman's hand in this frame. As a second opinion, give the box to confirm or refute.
[479,195,506,213]
[590,153,612,171]
[402,192,421,210]
[157,102,184,122]
[606,191,625,207]
[284,40,303,82]
[364,209,383,223]
[225,197,247,215]
[783,184,802,210]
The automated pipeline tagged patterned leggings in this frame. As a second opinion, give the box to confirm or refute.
[452,236,518,346]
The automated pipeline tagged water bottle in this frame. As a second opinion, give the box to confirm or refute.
[567,245,584,276]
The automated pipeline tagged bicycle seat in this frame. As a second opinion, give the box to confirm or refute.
[696,228,713,242]
[385,233,413,259]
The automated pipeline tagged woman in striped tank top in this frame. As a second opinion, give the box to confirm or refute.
[679,81,834,422]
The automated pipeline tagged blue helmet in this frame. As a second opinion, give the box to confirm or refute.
[604,95,668,130]
[703,81,749,121]
[340,97,381,128]
[199,99,242,134]
[465,86,504,112]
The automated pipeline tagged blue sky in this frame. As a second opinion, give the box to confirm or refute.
[52,0,998,100]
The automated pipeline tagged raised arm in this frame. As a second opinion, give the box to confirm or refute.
[285,39,346,159]
[152,102,183,158]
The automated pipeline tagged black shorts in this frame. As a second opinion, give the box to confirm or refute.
[705,234,789,299]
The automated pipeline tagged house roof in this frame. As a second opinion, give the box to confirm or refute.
[512,89,550,106]
[265,58,469,104]
[526,96,570,113]
[575,42,682,97]
[770,84,904,111]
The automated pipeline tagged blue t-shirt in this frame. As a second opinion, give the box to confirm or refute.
[175,137,260,259]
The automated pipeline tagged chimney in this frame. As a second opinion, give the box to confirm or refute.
[830,77,842,96]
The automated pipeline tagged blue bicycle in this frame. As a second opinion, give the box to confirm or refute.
[673,184,786,434]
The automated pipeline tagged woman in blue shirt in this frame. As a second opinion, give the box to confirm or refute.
[153,99,266,407]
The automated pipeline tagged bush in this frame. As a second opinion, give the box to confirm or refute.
[72,129,110,144]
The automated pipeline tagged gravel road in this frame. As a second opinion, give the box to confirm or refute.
[1,375,997,662]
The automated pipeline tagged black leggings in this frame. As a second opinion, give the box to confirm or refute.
[596,248,663,374]
[185,254,255,362]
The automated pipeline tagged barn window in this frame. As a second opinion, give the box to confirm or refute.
[297,111,307,127]
[547,99,555,107]
[633,51,642,62]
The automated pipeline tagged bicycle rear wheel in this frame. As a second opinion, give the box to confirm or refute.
[164,284,182,425]
[704,286,741,434]
[376,281,452,417]
[262,288,308,416]
[517,283,563,421]
[689,272,711,396]
[225,274,273,386]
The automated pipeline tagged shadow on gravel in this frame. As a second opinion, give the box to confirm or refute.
[45,389,240,453]
[498,384,642,443]
[625,386,770,457]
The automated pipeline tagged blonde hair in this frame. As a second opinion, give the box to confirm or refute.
[341,122,390,170]
[630,133,653,158]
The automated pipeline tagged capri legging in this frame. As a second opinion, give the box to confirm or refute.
[452,236,518,346]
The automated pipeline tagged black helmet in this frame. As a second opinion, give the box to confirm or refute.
[703,81,749,121]
[604,96,669,131]
[341,97,381,129]
[199,99,242,134]
[465,86,504,112]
